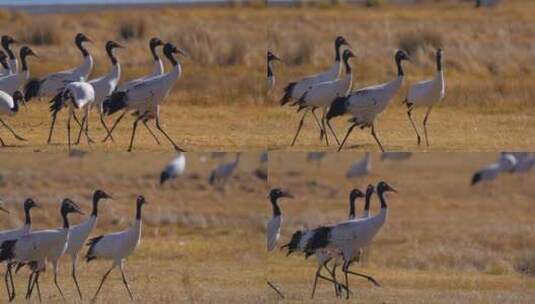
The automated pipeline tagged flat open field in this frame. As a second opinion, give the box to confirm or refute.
[267,0,535,151]
[266,152,535,303]
[0,152,268,303]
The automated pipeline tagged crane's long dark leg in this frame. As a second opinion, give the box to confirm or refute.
[322,108,340,146]
[99,112,115,142]
[325,117,340,146]
[67,110,72,151]
[345,269,381,287]
[311,108,328,146]
[92,264,116,302]
[423,106,433,147]
[0,118,26,141]
[267,281,284,299]
[47,111,58,144]
[34,272,41,303]
[143,120,161,145]
[102,111,126,142]
[127,113,145,152]
[155,110,185,152]
[291,109,309,146]
[0,135,5,147]
[8,263,15,301]
[370,124,385,152]
[53,263,65,299]
[311,264,323,299]
[25,271,34,300]
[120,262,134,300]
[337,122,358,152]
[406,106,421,145]
[75,112,87,145]
[72,259,83,300]
[327,263,340,297]
[5,263,14,301]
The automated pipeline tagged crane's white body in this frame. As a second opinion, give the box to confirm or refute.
[300,73,352,109]
[472,153,517,184]
[0,67,29,96]
[38,55,93,97]
[8,227,70,267]
[407,71,444,108]
[89,60,120,112]
[0,91,17,116]
[65,81,95,110]
[117,58,163,91]
[266,215,281,252]
[65,215,96,259]
[289,62,341,101]
[87,220,142,264]
[511,153,535,173]
[346,153,371,179]
[344,77,404,125]
[0,223,31,245]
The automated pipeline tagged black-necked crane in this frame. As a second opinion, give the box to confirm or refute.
[346,152,371,179]
[209,153,240,186]
[471,153,517,185]
[77,40,124,144]
[1,36,17,74]
[326,50,410,152]
[510,153,535,173]
[102,42,186,152]
[0,46,38,96]
[0,90,26,146]
[0,198,83,301]
[267,51,280,95]
[85,195,147,302]
[0,198,39,301]
[160,153,186,185]
[403,48,445,147]
[289,49,355,146]
[65,190,112,300]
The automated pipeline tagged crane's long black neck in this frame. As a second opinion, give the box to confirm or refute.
[271,197,281,217]
[267,60,273,77]
[164,51,178,66]
[364,191,372,213]
[62,210,70,229]
[378,189,388,209]
[91,196,100,217]
[334,42,341,62]
[76,40,89,58]
[348,196,356,219]
[20,52,29,72]
[136,203,143,220]
[396,56,404,76]
[0,58,8,70]
[106,47,118,66]
[437,54,442,72]
[344,57,352,74]
[151,45,159,61]
[2,42,15,60]
[24,206,32,225]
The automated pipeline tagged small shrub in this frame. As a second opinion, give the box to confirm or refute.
[218,38,247,66]
[397,29,443,56]
[19,21,61,45]
[118,18,146,41]
[515,252,535,276]
[289,38,314,66]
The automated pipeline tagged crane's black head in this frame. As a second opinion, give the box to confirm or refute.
[349,188,365,202]
[61,198,84,215]
[106,40,124,52]
[23,198,40,211]
[0,198,8,214]
[1,35,17,47]
[366,184,375,197]
[342,49,355,62]
[136,195,148,207]
[335,36,350,48]
[163,43,187,57]
[376,181,397,194]
[93,189,112,201]
[75,33,92,44]
[149,37,164,49]
[326,97,348,122]
[395,49,410,63]
[267,51,280,62]
[269,188,294,201]
[20,46,38,59]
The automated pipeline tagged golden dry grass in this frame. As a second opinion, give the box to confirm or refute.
[267,0,535,151]
[266,152,535,303]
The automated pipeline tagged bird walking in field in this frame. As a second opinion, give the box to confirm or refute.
[160,153,186,185]
[471,153,517,185]
[0,198,39,301]
[290,49,355,146]
[267,51,281,95]
[403,48,445,147]
[85,195,148,302]
[209,153,240,187]
[65,190,112,300]
[0,199,83,301]
[266,189,294,252]
[102,42,187,152]
[0,90,27,147]
[346,152,371,179]
[326,50,410,151]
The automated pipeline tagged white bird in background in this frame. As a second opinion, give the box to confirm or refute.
[0,46,38,96]
[326,50,410,152]
[510,153,535,173]
[0,198,39,301]
[266,188,294,252]
[0,90,27,146]
[209,153,240,186]
[160,153,186,185]
[82,40,124,143]
[280,36,350,106]
[85,195,148,302]
[1,36,18,74]
[381,152,413,161]
[49,80,95,150]
[346,152,371,179]
[267,51,280,95]
[102,43,187,152]
[403,48,445,147]
[65,190,112,300]
[289,49,356,146]
[0,199,83,301]
[471,153,517,185]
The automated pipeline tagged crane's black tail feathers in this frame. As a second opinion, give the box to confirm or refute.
[85,235,104,263]
[24,78,43,102]
[280,82,296,106]
[304,226,331,256]
[49,91,64,114]
[471,173,482,186]
[102,91,127,116]
[282,230,303,256]
[0,240,17,263]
